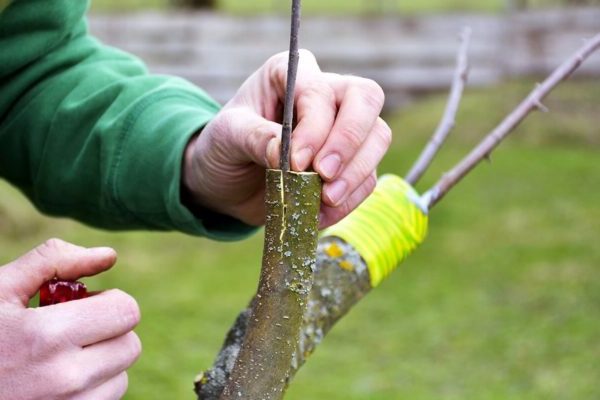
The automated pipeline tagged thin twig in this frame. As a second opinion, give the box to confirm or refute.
[405,26,472,185]
[279,0,302,172]
[424,33,600,208]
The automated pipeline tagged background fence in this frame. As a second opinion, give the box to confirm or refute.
[89,7,600,109]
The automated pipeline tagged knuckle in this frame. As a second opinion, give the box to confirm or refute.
[21,310,44,352]
[365,174,378,194]
[110,290,141,329]
[247,122,277,155]
[211,108,236,137]
[299,81,335,105]
[352,156,372,181]
[43,238,68,249]
[358,78,385,111]
[377,120,393,148]
[337,201,354,219]
[266,52,290,83]
[35,238,68,258]
[298,48,317,63]
[338,124,365,152]
[56,363,87,396]
[24,311,67,356]
[123,332,142,363]
[267,51,288,66]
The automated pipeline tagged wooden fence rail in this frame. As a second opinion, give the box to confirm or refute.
[89,7,600,109]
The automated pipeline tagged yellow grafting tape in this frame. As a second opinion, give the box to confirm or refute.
[322,175,429,287]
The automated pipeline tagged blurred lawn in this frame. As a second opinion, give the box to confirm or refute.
[1,79,599,399]
[90,0,579,14]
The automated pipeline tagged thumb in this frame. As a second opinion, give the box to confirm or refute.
[209,107,282,169]
[0,238,117,306]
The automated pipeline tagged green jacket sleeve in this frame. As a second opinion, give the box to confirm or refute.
[0,0,257,240]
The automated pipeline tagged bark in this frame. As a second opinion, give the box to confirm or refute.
[195,236,370,400]
[213,170,321,400]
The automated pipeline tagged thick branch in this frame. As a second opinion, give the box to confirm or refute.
[405,26,472,185]
[219,170,321,400]
[195,237,370,400]
[196,29,600,400]
[279,0,302,172]
[196,175,427,399]
[425,33,600,208]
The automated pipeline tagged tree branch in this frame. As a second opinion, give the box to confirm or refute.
[405,26,472,185]
[279,0,302,172]
[195,237,370,400]
[195,29,600,400]
[219,171,321,400]
[424,33,600,208]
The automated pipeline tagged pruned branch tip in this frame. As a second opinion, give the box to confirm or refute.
[405,26,472,185]
[425,33,600,208]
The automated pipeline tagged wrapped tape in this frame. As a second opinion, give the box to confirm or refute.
[322,175,428,287]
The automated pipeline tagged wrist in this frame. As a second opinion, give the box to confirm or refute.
[181,132,204,213]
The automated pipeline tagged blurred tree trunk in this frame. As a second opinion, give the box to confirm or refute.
[505,0,528,11]
[171,0,217,9]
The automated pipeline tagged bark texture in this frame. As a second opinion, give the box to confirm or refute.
[195,236,370,400]
[212,170,321,400]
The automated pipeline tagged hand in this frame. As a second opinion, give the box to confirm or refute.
[183,50,391,228]
[0,239,141,400]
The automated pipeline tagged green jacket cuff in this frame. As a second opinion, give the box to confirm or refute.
[112,93,259,241]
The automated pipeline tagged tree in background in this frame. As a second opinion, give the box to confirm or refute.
[171,0,216,9]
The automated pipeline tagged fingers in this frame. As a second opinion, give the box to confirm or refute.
[320,172,378,229]
[267,51,385,179]
[286,51,337,171]
[205,107,282,169]
[35,289,141,348]
[55,334,137,400]
[314,75,385,182]
[0,239,117,306]
[77,332,140,390]
[71,372,129,400]
[323,118,391,207]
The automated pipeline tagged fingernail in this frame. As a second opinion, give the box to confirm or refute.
[325,180,348,206]
[318,153,342,180]
[293,147,313,171]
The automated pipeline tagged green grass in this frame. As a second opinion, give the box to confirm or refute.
[1,79,599,399]
[90,0,579,14]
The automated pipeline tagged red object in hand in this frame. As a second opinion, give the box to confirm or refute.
[39,278,88,307]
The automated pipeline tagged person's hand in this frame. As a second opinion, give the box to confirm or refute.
[183,50,391,228]
[0,239,141,400]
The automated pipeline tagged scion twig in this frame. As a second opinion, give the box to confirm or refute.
[279,0,302,172]
[406,27,472,185]
[425,33,600,208]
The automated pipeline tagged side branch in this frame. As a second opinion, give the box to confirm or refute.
[405,26,472,185]
[425,33,600,208]
[279,0,302,172]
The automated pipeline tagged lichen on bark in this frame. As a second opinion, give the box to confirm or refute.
[216,169,321,400]
[195,235,371,400]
